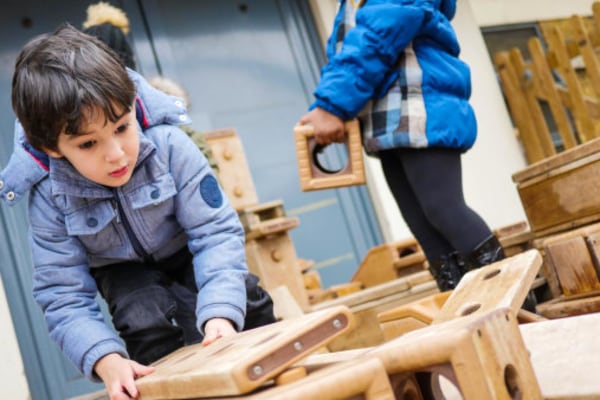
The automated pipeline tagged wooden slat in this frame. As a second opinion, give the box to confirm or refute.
[494,51,548,163]
[528,36,578,149]
[509,48,557,158]
[545,25,597,142]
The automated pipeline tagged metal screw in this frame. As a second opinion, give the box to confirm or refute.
[332,319,342,329]
[293,341,303,351]
[252,365,263,376]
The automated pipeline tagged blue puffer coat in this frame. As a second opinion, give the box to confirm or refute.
[311,0,476,154]
[0,70,248,380]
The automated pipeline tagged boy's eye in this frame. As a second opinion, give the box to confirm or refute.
[116,123,130,134]
[78,140,96,150]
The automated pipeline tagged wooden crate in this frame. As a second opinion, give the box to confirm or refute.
[512,137,600,237]
[533,222,600,298]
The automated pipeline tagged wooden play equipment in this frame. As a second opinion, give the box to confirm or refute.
[377,249,543,339]
[350,238,427,288]
[204,128,259,211]
[135,306,354,399]
[294,119,365,191]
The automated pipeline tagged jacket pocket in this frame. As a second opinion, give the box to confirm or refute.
[65,201,124,255]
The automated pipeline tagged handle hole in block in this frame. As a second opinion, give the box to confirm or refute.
[458,303,481,316]
[504,363,522,399]
[310,141,350,175]
[483,268,502,280]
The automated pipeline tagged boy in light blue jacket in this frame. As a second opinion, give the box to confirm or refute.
[299,0,505,291]
[1,25,274,399]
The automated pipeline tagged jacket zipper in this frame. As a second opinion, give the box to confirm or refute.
[112,189,152,261]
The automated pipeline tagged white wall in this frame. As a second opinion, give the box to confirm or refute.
[0,276,30,399]
[470,0,596,27]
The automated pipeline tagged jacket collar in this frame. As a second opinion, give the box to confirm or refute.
[0,69,191,204]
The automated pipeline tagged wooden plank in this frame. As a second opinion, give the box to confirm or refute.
[294,119,365,191]
[494,51,548,163]
[434,249,542,323]
[509,47,557,158]
[528,36,578,149]
[544,25,597,142]
[537,293,600,318]
[204,128,259,211]
[135,306,355,399]
[571,15,600,99]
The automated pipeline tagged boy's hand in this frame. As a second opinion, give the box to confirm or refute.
[201,317,237,346]
[299,108,345,146]
[94,353,155,400]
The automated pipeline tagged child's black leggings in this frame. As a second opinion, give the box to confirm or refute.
[379,146,493,263]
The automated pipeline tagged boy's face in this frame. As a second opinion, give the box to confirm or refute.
[45,102,140,188]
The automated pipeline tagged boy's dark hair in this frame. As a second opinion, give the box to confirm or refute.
[12,23,136,152]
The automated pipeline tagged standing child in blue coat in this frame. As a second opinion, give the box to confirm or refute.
[299,0,504,291]
[1,25,274,399]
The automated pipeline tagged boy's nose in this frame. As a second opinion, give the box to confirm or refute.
[105,140,125,162]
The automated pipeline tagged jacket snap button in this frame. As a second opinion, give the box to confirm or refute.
[87,217,98,227]
[174,100,184,108]
[0,180,4,189]
[150,189,160,199]
[178,114,187,121]
[6,191,15,201]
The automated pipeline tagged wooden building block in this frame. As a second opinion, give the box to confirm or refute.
[367,308,543,400]
[244,216,299,241]
[204,128,259,211]
[378,291,452,340]
[135,306,355,399]
[434,249,542,323]
[294,119,365,191]
[512,136,600,237]
[351,239,427,288]
[245,232,310,311]
[238,200,286,233]
[534,222,600,298]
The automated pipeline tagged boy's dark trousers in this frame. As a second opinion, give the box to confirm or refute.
[91,247,276,365]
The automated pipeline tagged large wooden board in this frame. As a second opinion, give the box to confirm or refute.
[136,306,354,399]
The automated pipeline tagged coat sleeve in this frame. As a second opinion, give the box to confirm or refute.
[312,0,427,119]
[28,184,127,381]
[159,126,248,333]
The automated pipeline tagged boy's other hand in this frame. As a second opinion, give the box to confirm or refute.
[299,108,345,146]
[201,317,237,346]
[95,353,155,400]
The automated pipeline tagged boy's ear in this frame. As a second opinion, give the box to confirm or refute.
[42,147,64,158]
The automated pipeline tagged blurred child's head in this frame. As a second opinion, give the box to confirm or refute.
[12,24,135,153]
[82,2,137,70]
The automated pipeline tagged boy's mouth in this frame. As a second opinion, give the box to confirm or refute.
[109,165,128,178]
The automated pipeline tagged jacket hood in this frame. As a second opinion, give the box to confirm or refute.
[439,0,456,19]
[0,68,191,206]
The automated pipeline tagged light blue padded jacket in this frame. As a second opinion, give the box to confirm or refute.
[0,70,248,380]
[312,0,476,154]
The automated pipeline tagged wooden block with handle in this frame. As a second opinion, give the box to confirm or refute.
[294,119,365,191]
[136,306,355,399]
